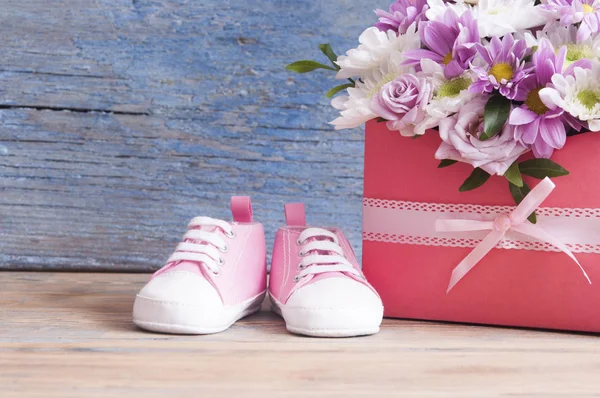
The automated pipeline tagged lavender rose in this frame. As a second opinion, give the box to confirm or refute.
[370,74,433,137]
[435,97,529,176]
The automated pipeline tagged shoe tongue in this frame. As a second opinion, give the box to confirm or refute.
[168,224,219,273]
[302,231,351,278]
[194,224,218,232]
[184,224,219,245]
[303,235,338,256]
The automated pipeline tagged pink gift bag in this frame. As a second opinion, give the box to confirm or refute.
[362,120,600,332]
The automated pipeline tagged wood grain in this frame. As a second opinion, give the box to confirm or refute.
[2,271,600,397]
[0,0,391,270]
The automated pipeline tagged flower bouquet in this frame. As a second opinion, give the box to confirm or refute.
[288,0,600,216]
[287,0,600,331]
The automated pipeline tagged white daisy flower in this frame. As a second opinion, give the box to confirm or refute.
[526,23,600,69]
[419,58,477,121]
[540,60,600,131]
[427,0,549,38]
[330,87,375,130]
[475,0,548,37]
[334,25,420,80]
[425,0,470,21]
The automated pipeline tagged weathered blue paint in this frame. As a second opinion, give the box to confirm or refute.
[0,0,390,270]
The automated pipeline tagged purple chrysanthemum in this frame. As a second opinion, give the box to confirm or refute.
[508,39,585,157]
[508,39,569,158]
[469,34,533,100]
[404,8,479,79]
[375,0,429,34]
[542,0,600,41]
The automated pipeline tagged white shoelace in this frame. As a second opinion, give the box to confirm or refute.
[164,217,235,275]
[294,227,361,282]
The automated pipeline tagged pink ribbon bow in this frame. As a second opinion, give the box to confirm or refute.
[436,177,591,292]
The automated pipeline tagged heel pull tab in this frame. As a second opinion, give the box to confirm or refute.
[231,196,253,223]
[284,203,306,226]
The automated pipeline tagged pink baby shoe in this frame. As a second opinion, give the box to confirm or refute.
[269,203,384,337]
[133,197,267,334]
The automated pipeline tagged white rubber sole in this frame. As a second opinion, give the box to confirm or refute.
[133,290,266,335]
[270,293,382,338]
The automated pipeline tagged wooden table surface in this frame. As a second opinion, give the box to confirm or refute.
[2,271,600,397]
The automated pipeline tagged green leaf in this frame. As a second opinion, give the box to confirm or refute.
[529,212,538,224]
[459,168,491,192]
[318,44,340,70]
[504,161,523,187]
[481,95,511,141]
[519,158,570,179]
[438,159,458,168]
[285,60,337,73]
[509,181,537,223]
[326,83,354,98]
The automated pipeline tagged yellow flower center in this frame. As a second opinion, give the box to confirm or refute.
[577,89,600,109]
[438,77,472,98]
[489,63,514,82]
[525,87,549,115]
[565,44,594,63]
[442,52,453,65]
[583,4,594,13]
[486,6,510,15]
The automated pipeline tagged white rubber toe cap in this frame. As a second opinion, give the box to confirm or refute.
[133,270,225,334]
[280,277,384,337]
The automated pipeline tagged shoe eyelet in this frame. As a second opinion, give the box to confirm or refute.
[296,238,304,246]
[218,257,225,266]
[225,230,236,239]
[213,268,222,276]
[219,244,228,253]
[293,274,307,283]
[298,250,306,257]
[297,263,307,270]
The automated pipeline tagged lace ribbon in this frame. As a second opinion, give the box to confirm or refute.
[363,178,597,292]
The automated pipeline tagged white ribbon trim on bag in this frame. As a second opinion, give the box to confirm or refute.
[362,177,593,292]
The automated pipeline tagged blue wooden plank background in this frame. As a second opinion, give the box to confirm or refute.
[0,0,390,270]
